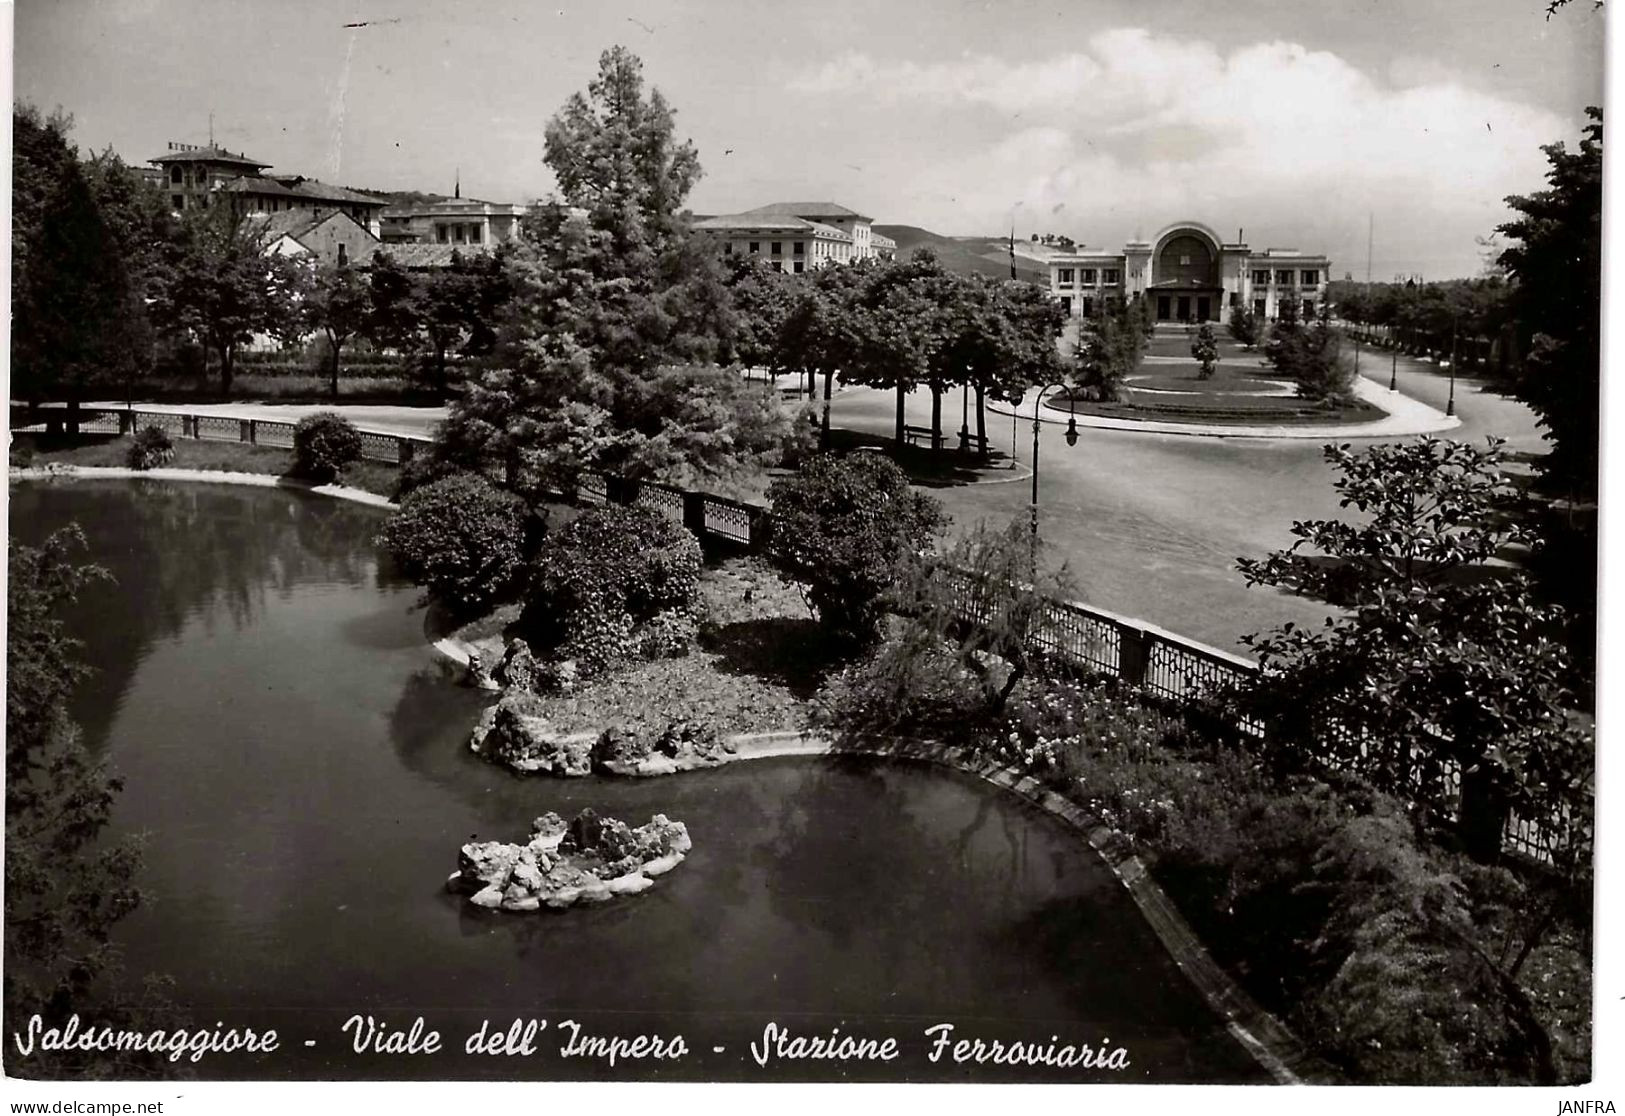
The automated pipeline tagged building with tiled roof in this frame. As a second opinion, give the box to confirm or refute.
[250,209,380,270]
[218,174,386,234]
[369,242,493,270]
[693,201,885,271]
[149,139,386,234]
[150,142,273,212]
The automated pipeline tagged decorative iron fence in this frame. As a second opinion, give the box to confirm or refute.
[37,405,1579,866]
[634,480,686,526]
[60,407,434,468]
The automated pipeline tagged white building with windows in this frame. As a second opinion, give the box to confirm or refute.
[378,196,531,247]
[694,202,886,271]
[1047,222,1330,323]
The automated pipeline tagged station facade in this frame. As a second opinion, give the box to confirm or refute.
[1046,222,1330,323]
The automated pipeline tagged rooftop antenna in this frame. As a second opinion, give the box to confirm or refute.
[454,168,461,199]
[209,112,214,148]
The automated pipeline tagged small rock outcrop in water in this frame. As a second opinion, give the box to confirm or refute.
[469,693,735,778]
[468,692,596,775]
[592,719,736,777]
[448,809,692,912]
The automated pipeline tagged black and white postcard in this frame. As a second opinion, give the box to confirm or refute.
[4,1,1612,1111]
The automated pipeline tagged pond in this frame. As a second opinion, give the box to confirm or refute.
[8,479,1266,1083]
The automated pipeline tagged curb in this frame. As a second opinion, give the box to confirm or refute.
[992,375,1460,440]
[8,465,398,509]
[781,734,1321,1086]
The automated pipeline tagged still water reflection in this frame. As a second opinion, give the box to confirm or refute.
[8,479,1263,1082]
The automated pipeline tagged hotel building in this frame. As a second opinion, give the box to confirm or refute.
[693,202,896,271]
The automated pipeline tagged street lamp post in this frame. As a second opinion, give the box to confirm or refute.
[1446,322,1458,418]
[959,379,970,454]
[1389,345,1398,392]
[1029,380,1080,578]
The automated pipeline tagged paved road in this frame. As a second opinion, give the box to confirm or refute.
[823,343,1542,653]
[86,342,1542,654]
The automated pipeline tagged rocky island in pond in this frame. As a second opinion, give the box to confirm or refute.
[469,690,736,777]
[449,808,692,912]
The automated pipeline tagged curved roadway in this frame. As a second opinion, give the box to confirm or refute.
[825,345,1542,654]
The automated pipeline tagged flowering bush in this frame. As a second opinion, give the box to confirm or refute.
[522,504,703,678]
[126,425,175,471]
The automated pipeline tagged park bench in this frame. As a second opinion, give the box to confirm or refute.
[903,424,945,449]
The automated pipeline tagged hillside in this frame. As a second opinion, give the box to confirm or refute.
[873,224,1049,284]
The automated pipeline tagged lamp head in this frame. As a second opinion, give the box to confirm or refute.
[1064,417,1078,447]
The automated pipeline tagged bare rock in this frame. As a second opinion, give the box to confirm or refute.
[450,808,692,914]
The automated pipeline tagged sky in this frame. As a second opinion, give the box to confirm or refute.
[14,0,1606,279]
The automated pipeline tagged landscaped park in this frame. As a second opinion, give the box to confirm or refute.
[7,45,1599,1090]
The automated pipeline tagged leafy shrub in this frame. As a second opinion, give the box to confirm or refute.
[126,425,175,471]
[634,608,699,660]
[521,504,703,677]
[393,452,474,500]
[812,630,992,745]
[765,452,946,645]
[376,472,531,615]
[1005,691,1576,1084]
[814,519,1084,742]
[292,412,362,482]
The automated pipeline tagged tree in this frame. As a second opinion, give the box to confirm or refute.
[149,206,302,395]
[6,528,169,1077]
[298,262,371,397]
[11,106,145,413]
[1191,321,1220,379]
[291,412,362,482]
[441,50,796,490]
[1234,438,1592,872]
[543,45,700,259]
[1073,296,1147,402]
[1497,108,1602,497]
[765,452,947,645]
[364,250,421,357]
[943,275,1065,450]
[776,258,871,442]
[896,519,1080,714]
[836,251,946,448]
[813,520,1079,744]
[1279,311,1356,406]
[1227,305,1261,349]
[366,249,513,395]
[719,253,796,375]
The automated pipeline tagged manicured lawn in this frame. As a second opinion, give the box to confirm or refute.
[1052,353,1386,426]
[11,432,401,499]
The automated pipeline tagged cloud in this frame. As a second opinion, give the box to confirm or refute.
[789,29,1571,274]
